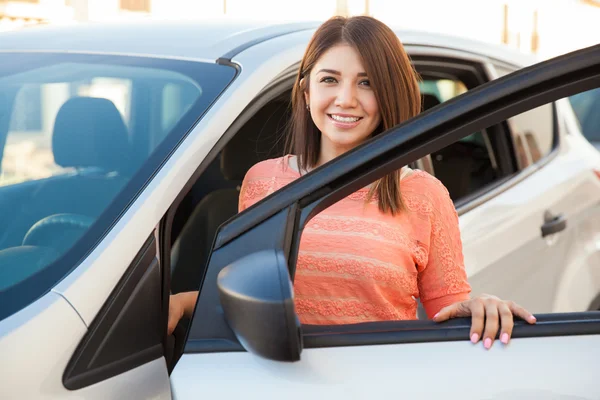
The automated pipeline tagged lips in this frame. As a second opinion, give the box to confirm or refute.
[327,113,363,129]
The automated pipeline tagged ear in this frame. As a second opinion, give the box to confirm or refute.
[299,77,309,106]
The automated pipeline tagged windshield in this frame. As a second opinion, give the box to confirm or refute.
[0,52,236,320]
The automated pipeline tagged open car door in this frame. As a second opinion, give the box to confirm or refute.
[170,43,600,399]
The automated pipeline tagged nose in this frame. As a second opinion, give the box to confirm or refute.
[335,81,358,108]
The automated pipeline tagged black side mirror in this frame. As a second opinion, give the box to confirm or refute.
[217,250,302,361]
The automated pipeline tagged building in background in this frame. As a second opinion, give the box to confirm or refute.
[0,0,72,30]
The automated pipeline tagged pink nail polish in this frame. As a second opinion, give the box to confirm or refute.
[484,338,492,349]
[470,333,479,343]
[433,313,439,319]
[501,333,509,344]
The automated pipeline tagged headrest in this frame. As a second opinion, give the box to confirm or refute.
[52,97,131,173]
[221,100,290,181]
[422,93,442,111]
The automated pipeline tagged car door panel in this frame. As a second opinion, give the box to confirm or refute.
[173,333,599,400]
[171,44,600,397]
[462,124,600,313]
[461,155,580,312]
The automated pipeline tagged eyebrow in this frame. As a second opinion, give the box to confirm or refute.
[316,68,368,77]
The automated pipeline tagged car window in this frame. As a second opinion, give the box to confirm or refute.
[506,104,556,167]
[493,63,557,167]
[0,53,236,321]
[420,79,504,202]
[3,78,132,185]
[569,87,600,142]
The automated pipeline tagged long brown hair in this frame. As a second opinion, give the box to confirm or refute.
[287,16,422,214]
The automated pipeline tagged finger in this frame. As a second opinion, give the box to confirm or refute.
[433,300,471,322]
[469,300,485,344]
[509,301,537,324]
[482,301,499,350]
[167,315,177,335]
[432,304,456,322]
[498,302,514,345]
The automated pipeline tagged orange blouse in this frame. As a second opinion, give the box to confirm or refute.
[239,155,471,325]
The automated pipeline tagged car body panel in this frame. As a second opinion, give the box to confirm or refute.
[171,335,599,400]
[0,291,170,399]
[0,19,319,62]
[462,145,600,312]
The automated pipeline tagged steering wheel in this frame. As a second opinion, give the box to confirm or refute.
[22,213,94,255]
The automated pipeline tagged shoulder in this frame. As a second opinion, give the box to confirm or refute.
[401,170,455,215]
[239,156,297,211]
[403,170,451,198]
[243,156,291,182]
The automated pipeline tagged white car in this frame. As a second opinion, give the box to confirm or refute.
[1,20,600,399]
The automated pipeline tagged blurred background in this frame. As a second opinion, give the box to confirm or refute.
[0,0,599,60]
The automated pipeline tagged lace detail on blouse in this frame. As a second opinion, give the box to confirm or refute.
[238,156,471,324]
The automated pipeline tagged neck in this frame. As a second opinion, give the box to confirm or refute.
[315,137,357,169]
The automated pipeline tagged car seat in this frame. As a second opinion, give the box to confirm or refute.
[0,97,133,250]
[170,99,290,293]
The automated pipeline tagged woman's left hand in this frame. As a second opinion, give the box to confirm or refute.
[432,294,537,349]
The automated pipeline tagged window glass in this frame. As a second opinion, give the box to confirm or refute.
[0,52,236,321]
[507,104,555,167]
[2,78,134,186]
[569,87,600,142]
[420,79,501,201]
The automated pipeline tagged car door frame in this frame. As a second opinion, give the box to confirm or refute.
[171,43,600,364]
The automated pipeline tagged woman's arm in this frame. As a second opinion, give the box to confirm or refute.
[416,175,535,349]
[167,162,264,334]
[417,175,472,318]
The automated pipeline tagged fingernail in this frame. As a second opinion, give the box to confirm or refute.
[433,313,439,319]
[470,333,479,343]
[484,338,492,349]
[501,333,509,344]
[530,315,537,322]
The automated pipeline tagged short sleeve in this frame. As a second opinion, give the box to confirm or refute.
[238,163,265,212]
[238,158,290,213]
[417,176,471,318]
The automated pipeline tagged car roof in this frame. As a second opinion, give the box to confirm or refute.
[0,19,536,67]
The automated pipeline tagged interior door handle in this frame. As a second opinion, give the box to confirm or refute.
[541,211,567,237]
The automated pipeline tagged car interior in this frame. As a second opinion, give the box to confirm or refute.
[168,85,500,296]
[0,95,138,289]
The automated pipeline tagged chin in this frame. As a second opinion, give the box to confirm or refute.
[326,133,370,149]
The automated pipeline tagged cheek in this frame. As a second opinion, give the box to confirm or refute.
[310,90,333,112]
[364,94,381,120]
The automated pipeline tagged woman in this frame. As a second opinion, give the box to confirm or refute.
[170,15,536,349]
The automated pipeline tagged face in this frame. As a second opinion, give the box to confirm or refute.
[305,43,382,158]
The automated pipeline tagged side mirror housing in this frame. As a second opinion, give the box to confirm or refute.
[217,250,302,361]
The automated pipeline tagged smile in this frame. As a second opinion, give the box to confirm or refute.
[329,114,362,123]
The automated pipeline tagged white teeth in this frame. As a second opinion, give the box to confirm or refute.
[330,114,360,123]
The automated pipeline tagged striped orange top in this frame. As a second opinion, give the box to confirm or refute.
[239,155,471,325]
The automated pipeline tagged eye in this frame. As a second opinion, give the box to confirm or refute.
[359,79,371,87]
[319,76,337,84]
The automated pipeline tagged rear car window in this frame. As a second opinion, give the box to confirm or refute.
[569,87,600,142]
[0,52,236,321]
